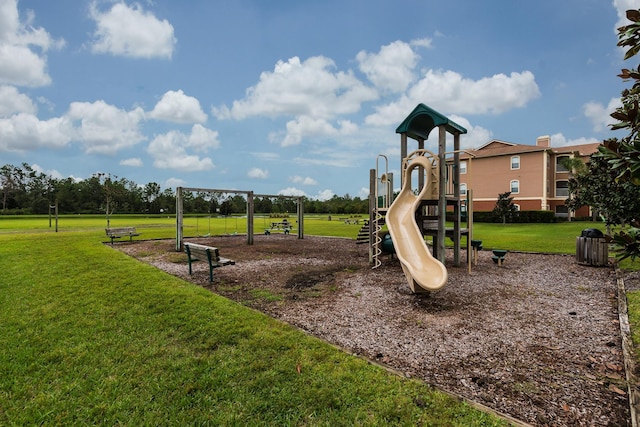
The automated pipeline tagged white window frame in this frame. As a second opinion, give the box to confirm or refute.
[460,161,467,174]
[460,183,467,196]
[510,179,520,194]
[511,155,520,170]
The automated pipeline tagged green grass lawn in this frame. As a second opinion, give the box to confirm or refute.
[468,222,600,254]
[0,214,612,254]
[0,223,509,426]
[1,214,638,425]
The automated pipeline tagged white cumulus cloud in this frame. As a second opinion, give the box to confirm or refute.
[66,100,146,154]
[148,90,207,123]
[275,116,358,147]
[365,70,540,127]
[120,158,143,167]
[187,124,220,151]
[248,168,269,179]
[410,38,433,48]
[0,113,72,152]
[31,163,63,179]
[614,0,639,32]
[314,189,334,201]
[213,55,377,120]
[147,124,219,171]
[447,115,493,150]
[0,85,36,115]
[165,177,186,189]
[549,133,600,147]
[290,176,317,186]
[278,187,306,197]
[583,97,620,132]
[408,70,541,115]
[0,0,65,87]
[89,1,176,59]
[356,40,419,93]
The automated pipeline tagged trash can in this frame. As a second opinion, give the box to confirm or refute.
[576,228,608,266]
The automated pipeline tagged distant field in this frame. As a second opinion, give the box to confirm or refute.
[0,214,621,256]
[3,212,638,267]
[0,213,365,240]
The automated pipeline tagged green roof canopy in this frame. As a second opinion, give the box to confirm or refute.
[395,103,467,140]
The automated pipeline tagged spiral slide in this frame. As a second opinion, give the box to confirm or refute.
[386,156,447,293]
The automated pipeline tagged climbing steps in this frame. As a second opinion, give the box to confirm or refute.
[356,220,370,244]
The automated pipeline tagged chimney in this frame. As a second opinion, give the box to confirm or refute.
[536,135,550,147]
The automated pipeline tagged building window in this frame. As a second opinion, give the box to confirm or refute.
[555,180,569,197]
[460,183,467,196]
[556,155,570,172]
[510,180,520,194]
[511,156,520,170]
[513,204,521,211]
[460,161,467,174]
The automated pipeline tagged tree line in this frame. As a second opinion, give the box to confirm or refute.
[0,163,368,216]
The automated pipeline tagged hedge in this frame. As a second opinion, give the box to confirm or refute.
[468,210,557,223]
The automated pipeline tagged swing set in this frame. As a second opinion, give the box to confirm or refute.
[194,194,242,237]
[175,187,304,252]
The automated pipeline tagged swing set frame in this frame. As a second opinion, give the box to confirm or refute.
[175,186,304,252]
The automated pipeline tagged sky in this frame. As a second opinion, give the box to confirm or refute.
[0,0,638,200]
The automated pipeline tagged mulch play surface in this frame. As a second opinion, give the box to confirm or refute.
[116,234,631,426]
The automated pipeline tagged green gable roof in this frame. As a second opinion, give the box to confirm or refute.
[395,103,467,140]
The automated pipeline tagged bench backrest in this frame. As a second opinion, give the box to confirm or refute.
[106,227,136,234]
[184,243,220,262]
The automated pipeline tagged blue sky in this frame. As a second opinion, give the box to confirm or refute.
[0,0,637,200]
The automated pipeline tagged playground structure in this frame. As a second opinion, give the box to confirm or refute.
[175,187,304,252]
[368,104,474,292]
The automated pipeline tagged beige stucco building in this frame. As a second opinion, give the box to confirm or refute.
[458,135,600,218]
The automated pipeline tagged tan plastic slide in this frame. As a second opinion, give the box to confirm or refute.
[386,155,448,293]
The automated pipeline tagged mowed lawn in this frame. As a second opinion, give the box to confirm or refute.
[0,225,509,426]
[1,215,638,425]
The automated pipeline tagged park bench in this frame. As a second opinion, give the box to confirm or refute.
[105,227,140,245]
[265,221,293,235]
[184,242,235,283]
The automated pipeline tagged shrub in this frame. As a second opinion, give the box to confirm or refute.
[472,210,556,223]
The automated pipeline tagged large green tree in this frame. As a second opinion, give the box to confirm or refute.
[597,9,640,260]
[566,149,640,227]
[1,164,26,212]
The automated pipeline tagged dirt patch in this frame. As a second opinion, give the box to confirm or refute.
[115,234,630,426]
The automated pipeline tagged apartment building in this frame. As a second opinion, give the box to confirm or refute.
[457,135,600,218]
